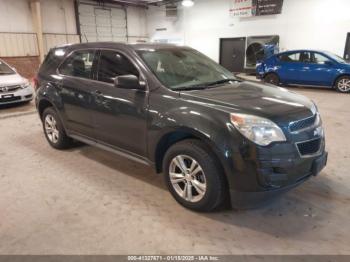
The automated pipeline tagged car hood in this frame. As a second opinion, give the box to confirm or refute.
[180,81,316,126]
[0,73,27,87]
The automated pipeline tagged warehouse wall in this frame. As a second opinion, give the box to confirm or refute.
[0,0,79,78]
[147,0,350,62]
[127,6,148,43]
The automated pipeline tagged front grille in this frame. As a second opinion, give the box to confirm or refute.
[0,85,21,93]
[297,138,321,156]
[0,96,21,103]
[289,114,317,132]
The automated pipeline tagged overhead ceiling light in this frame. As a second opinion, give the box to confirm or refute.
[182,0,194,7]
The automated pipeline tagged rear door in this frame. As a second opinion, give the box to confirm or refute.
[276,51,304,84]
[92,49,148,157]
[58,49,98,138]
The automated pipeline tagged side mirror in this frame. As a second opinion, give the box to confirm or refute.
[114,75,145,90]
[324,61,334,67]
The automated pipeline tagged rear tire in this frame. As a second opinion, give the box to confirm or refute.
[264,73,280,86]
[163,139,227,212]
[335,76,350,93]
[42,107,72,149]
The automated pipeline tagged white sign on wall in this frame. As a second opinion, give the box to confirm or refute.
[230,0,255,17]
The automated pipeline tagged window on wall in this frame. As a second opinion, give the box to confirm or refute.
[59,50,96,79]
[97,50,139,84]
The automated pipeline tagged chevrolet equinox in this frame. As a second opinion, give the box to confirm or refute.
[35,43,327,211]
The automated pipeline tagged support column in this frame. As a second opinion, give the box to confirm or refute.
[30,0,44,63]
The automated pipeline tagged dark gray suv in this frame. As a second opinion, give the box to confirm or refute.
[35,42,327,211]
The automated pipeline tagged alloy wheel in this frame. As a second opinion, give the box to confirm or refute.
[169,155,207,203]
[44,114,59,144]
[337,78,350,92]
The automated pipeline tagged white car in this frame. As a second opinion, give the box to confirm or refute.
[0,59,34,105]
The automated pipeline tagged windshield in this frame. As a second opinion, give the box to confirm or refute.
[0,60,15,75]
[324,51,348,64]
[137,48,236,90]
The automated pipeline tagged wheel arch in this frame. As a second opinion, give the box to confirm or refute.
[154,128,228,177]
[263,71,279,79]
[38,99,55,120]
[333,73,350,87]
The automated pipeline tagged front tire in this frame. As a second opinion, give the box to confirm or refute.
[335,76,350,93]
[264,73,280,86]
[42,107,72,149]
[163,139,227,212]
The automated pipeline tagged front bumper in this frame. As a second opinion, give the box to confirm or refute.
[0,86,34,105]
[230,150,328,209]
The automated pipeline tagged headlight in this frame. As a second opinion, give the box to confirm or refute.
[20,82,31,89]
[230,113,286,146]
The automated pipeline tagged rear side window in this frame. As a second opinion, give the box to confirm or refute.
[278,52,301,62]
[59,50,96,79]
[97,50,139,84]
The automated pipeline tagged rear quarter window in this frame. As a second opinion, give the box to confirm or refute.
[39,48,67,75]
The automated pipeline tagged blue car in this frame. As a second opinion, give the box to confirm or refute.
[256,50,350,93]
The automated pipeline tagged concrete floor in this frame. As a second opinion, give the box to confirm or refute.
[0,87,349,255]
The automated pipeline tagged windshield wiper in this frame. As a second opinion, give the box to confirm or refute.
[173,85,209,91]
[172,78,240,91]
[206,79,239,86]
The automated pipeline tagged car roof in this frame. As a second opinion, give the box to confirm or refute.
[277,49,328,55]
[52,42,188,52]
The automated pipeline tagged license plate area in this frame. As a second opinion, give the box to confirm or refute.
[1,94,14,99]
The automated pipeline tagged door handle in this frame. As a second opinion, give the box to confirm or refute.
[95,90,102,96]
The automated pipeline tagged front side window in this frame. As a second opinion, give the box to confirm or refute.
[137,48,235,90]
[59,50,96,79]
[97,50,139,84]
[0,60,15,75]
[312,53,331,64]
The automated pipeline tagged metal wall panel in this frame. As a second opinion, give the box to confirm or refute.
[43,34,81,54]
[78,2,127,43]
[0,33,80,57]
[0,33,38,57]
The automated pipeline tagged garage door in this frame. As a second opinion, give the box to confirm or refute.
[78,2,127,43]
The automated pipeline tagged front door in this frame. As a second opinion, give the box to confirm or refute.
[219,37,246,73]
[58,49,98,138]
[299,52,336,86]
[92,49,148,157]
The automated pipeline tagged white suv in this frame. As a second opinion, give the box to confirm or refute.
[0,59,34,105]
